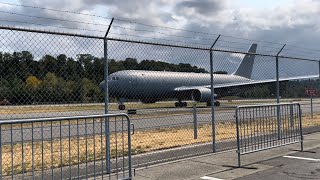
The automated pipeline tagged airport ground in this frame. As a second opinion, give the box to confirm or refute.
[116,132,320,180]
[0,98,319,179]
[0,98,318,120]
[0,98,319,144]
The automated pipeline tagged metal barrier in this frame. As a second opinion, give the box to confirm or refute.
[235,103,303,167]
[0,114,133,180]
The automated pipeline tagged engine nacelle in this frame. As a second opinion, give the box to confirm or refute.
[191,88,212,102]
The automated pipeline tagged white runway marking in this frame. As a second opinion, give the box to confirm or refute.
[283,155,320,162]
[200,176,224,180]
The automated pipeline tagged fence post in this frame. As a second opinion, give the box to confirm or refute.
[210,34,220,153]
[0,124,2,179]
[193,103,198,139]
[298,104,304,151]
[311,94,313,119]
[104,17,114,174]
[290,104,294,127]
[235,108,241,167]
[276,44,286,140]
[319,61,320,80]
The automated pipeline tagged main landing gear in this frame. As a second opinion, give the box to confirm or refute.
[118,98,126,110]
[118,104,126,110]
[175,101,188,107]
[206,101,220,107]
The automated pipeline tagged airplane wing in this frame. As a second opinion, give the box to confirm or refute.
[174,75,319,91]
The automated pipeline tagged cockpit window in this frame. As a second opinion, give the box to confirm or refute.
[111,77,119,81]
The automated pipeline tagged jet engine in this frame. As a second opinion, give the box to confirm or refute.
[191,88,212,102]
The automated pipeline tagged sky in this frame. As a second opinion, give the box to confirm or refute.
[1,0,319,52]
[0,0,320,78]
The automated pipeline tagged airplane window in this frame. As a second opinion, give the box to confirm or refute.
[112,77,116,80]
[115,77,119,80]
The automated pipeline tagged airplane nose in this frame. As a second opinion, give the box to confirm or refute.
[99,81,106,91]
[100,80,118,97]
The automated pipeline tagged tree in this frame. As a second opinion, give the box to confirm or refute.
[0,78,9,101]
[77,54,94,79]
[123,58,138,70]
[25,75,42,90]
[56,54,67,78]
[39,55,58,78]
[39,73,59,102]
[82,78,100,102]
[213,71,228,74]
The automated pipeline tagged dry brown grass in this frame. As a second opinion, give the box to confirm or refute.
[1,114,320,176]
[0,123,234,176]
[302,114,320,127]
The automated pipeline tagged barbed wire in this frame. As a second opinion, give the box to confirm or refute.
[0,19,106,33]
[214,45,251,52]
[1,1,320,55]
[258,45,284,50]
[0,10,110,27]
[285,44,320,54]
[109,32,211,47]
[112,25,216,42]
[278,51,320,60]
[0,2,280,47]
[112,26,295,52]
[114,18,221,37]
[283,48,320,56]
[219,35,286,47]
[0,2,113,20]
[217,39,253,46]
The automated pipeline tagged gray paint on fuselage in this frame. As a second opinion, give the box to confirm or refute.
[102,70,250,100]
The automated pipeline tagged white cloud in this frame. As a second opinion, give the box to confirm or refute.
[1,0,320,77]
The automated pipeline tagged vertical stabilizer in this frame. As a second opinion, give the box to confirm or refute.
[233,44,257,79]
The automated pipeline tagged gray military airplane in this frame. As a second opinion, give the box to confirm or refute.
[100,44,318,110]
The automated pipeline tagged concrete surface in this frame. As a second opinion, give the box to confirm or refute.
[129,132,320,180]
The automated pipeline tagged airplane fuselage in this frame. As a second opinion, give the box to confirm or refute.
[105,70,251,102]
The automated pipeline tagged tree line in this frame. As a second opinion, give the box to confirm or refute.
[0,51,207,105]
[220,80,319,99]
[0,51,317,105]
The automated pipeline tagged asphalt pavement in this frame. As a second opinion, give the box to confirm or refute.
[0,100,319,144]
[129,132,320,180]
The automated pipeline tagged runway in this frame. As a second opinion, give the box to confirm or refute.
[0,99,319,144]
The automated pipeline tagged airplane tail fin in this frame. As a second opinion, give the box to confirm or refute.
[233,43,257,79]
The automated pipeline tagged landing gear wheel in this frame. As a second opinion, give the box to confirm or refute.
[118,105,126,110]
[206,102,211,106]
[175,101,187,107]
[182,102,187,107]
[214,101,220,106]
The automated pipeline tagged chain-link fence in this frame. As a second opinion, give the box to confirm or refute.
[1,20,320,173]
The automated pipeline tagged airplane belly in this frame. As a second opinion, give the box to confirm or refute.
[133,76,174,100]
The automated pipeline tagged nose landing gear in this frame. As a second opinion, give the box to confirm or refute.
[118,98,126,110]
[175,101,188,107]
[118,104,126,110]
[206,101,220,107]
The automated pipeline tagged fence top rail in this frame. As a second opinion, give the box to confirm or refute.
[0,113,129,125]
[236,102,300,110]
